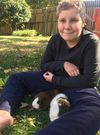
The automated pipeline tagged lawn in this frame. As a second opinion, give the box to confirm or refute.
[0,35,100,135]
[0,35,50,135]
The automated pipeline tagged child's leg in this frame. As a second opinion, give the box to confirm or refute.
[0,71,55,114]
[0,71,55,129]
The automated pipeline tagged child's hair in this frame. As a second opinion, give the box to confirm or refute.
[56,0,86,19]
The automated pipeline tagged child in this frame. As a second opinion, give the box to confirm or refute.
[0,0,100,134]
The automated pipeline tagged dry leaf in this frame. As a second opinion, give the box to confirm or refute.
[27,118,36,127]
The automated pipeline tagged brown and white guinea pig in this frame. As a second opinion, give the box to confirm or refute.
[32,89,70,121]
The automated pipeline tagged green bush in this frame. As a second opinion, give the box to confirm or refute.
[0,0,31,30]
[12,29,39,36]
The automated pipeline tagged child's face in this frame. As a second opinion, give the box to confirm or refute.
[57,7,85,45]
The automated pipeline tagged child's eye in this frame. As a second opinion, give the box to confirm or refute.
[70,19,79,23]
[58,19,66,23]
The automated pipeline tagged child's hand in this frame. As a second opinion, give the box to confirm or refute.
[64,61,80,77]
[43,72,54,82]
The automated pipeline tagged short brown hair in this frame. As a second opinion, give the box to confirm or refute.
[56,0,86,19]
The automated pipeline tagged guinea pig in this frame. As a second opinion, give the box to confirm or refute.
[32,89,70,121]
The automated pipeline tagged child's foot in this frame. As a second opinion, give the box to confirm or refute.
[0,110,13,129]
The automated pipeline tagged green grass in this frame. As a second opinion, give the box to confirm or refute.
[0,35,100,135]
[0,35,50,135]
[0,35,49,81]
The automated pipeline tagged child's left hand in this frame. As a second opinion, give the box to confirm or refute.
[43,72,54,82]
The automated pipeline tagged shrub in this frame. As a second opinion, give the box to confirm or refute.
[0,0,31,31]
[12,29,39,36]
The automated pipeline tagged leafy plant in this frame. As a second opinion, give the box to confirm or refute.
[0,0,31,30]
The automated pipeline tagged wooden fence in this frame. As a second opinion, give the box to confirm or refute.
[0,0,100,35]
[25,7,57,35]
